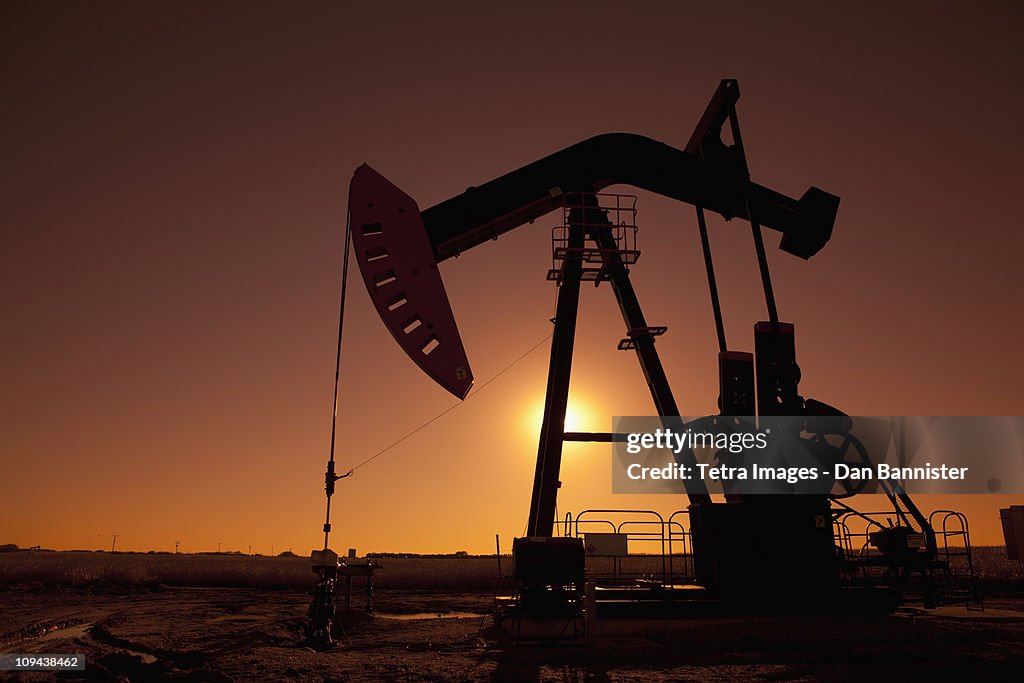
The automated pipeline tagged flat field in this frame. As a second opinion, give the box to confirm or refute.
[1,550,1022,681]
[0,551,510,590]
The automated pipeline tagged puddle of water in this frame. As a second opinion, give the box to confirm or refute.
[37,623,91,642]
[125,650,157,664]
[377,612,483,621]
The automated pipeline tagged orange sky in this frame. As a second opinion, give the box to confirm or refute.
[2,2,1022,555]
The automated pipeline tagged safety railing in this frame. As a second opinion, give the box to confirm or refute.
[833,506,981,608]
[667,510,694,582]
[928,509,981,607]
[833,509,894,564]
[555,509,695,585]
[929,509,975,576]
[547,193,640,284]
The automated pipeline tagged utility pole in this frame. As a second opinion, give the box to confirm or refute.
[175,540,180,554]
[217,542,222,554]
[111,535,118,553]
[248,544,252,556]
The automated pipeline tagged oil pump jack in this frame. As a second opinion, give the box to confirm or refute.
[327,80,966,625]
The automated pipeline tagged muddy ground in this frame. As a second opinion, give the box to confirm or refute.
[1,585,1023,682]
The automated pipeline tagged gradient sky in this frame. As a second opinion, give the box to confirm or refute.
[2,2,1022,554]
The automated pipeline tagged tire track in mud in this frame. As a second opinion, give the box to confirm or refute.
[76,597,304,681]
[0,618,91,650]
[0,588,301,681]
[87,622,209,669]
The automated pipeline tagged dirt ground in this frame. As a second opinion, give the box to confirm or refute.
[2,585,1023,682]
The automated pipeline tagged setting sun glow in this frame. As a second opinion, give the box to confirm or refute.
[523,397,597,441]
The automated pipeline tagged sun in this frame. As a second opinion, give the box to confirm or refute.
[564,404,589,432]
[523,397,595,440]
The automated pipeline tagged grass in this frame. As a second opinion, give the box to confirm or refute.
[0,547,1018,591]
[968,546,1024,579]
[0,551,507,590]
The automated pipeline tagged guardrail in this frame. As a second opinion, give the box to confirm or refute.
[554,509,695,584]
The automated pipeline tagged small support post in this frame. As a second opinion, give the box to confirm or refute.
[584,582,597,647]
[496,534,503,577]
